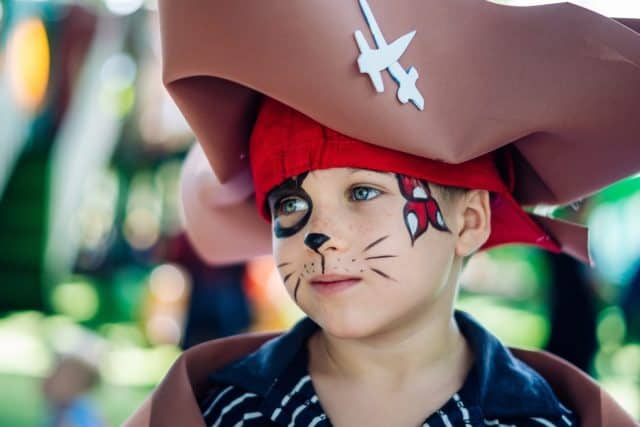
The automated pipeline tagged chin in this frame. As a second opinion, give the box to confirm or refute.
[312,310,383,340]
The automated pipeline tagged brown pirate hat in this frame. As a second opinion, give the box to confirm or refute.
[158,0,640,263]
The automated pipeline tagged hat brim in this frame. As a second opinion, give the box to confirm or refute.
[159,0,640,206]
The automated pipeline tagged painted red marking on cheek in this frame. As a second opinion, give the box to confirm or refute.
[398,174,449,244]
[404,201,429,244]
[398,175,431,201]
[426,198,449,232]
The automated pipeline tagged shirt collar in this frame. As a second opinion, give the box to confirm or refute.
[454,310,569,419]
[209,310,568,419]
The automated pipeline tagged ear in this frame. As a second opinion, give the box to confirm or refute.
[455,190,491,257]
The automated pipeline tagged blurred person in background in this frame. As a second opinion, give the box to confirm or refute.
[544,253,598,372]
[162,233,251,349]
[42,355,104,427]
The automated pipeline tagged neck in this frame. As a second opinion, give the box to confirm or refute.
[308,265,473,389]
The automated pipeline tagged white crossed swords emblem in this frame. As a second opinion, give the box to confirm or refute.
[354,0,424,111]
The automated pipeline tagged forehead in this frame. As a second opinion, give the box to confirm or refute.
[303,167,392,183]
[268,167,392,194]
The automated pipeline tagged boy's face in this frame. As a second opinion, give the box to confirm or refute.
[267,167,463,339]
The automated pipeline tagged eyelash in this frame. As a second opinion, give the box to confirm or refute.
[349,185,382,201]
[276,197,308,216]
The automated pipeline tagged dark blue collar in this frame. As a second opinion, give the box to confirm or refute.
[454,311,567,418]
[209,310,568,419]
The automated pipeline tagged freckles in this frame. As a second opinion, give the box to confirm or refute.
[303,262,318,275]
[356,222,377,239]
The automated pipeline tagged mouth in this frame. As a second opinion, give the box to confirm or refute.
[309,274,362,293]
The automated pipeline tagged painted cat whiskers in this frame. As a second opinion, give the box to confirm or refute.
[361,234,397,282]
[277,233,399,302]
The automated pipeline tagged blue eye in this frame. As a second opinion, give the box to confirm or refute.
[351,186,381,201]
[277,197,309,215]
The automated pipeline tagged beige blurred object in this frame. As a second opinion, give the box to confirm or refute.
[180,144,271,265]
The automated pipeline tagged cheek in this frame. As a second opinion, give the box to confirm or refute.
[409,233,456,278]
[272,235,313,284]
[359,201,406,234]
[272,234,300,264]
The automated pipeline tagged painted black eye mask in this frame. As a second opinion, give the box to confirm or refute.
[267,172,311,238]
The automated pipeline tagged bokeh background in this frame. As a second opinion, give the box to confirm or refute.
[1,0,639,425]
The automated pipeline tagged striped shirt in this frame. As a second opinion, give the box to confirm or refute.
[199,311,577,426]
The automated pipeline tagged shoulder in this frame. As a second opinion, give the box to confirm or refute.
[197,318,321,426]
[511,347,638,426]
[200,383,267,426]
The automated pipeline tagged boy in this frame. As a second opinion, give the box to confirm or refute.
[196,98,577,426]
[125,1,640,425]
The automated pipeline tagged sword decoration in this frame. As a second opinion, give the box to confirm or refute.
[354,0,424,111]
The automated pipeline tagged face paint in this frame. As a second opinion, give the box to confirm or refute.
[360,234,396,281]
[363,235,389,252]
[267,172,312,238]
[293,277,302,302]
[279,267,301,303]
[269,168,459,340]
[304,233,330,274]
[396,174,450,245]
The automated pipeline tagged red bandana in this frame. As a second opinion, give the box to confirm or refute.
[250,98,560,253]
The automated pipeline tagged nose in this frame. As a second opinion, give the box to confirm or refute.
[304,233,330,251]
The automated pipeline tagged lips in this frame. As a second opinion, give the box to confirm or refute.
[309,275,362,293]
[310,274,361,285]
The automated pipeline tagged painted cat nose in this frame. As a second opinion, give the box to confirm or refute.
[304,233,330,251]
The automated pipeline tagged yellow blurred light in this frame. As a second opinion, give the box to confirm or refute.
[597,306,626,350]
[459,252,539,299]
[600,379,640,419]
[124,208,159,250]
[245,257,304,332]
[145,314,181,345]
[99,323,146,348]
[99,53,137,117]
[456,295,549,348]
[611,344,640,378]
[7,17,50,112]
[77,169,119,250]
[0,312,52,376]
[47,322,89,355]
[0,330,52,376]
[149,264,188,303]
[593,348,612,378]
[101,345,180,386]
[51,281,100,322]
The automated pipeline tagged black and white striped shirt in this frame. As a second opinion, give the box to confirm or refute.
[199,311,576,426]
